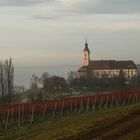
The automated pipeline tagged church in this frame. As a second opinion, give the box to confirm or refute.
[77,40,137,80]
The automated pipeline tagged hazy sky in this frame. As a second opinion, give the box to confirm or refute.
[0,0,140,67]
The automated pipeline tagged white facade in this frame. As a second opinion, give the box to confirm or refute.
[92,69,137,79]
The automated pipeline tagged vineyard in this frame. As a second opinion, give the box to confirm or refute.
[0,89,140,130]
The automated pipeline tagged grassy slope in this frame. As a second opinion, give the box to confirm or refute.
[0,104,140,140]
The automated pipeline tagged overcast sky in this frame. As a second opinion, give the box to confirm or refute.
[0,0,140,67]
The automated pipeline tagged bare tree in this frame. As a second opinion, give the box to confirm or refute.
[0,58,14,104]
[30,74,38,90]
[0,62,5,103]
[67,71,77,83]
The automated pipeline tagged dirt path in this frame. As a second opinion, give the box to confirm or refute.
[87,110,140,140]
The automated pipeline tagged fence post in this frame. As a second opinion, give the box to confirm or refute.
[134,94,137,104]
[60,102,64,118]
[79,99,83,114]
[92,97,97,112]
[117,95,120,107]
[105,96,109,110]
[132,94,136,104]
[18,107,21,128]
[42,104,47,121]
[111,95,114,108]
[69,100,73,119]
[5,109,10,130]
[74,100,77,113]
[99,96,103,112]
[31,106,35,124]
[52,102,57,120]
[128,94,131,105]
[21,105,24,124]
[86,98,90,113]
[123,95,126,106]
[1,119,4,130]
[135,94,138,104]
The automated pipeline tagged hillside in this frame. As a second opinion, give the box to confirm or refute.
[0,104,140,140]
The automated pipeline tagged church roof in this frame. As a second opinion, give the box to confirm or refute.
[78,60,137,72]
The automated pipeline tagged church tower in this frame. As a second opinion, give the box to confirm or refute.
[82,39,90,66]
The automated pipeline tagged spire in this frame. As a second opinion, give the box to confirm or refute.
[84,37,90,52]
[85,37,88,47]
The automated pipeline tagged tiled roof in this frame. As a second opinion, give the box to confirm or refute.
[78,60,137,72]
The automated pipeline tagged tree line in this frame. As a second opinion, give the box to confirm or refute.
[29,69,140,101]
[70,70,139,91]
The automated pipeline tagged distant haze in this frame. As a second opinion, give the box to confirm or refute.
[0,0,140,87]
[14,65,80,88]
